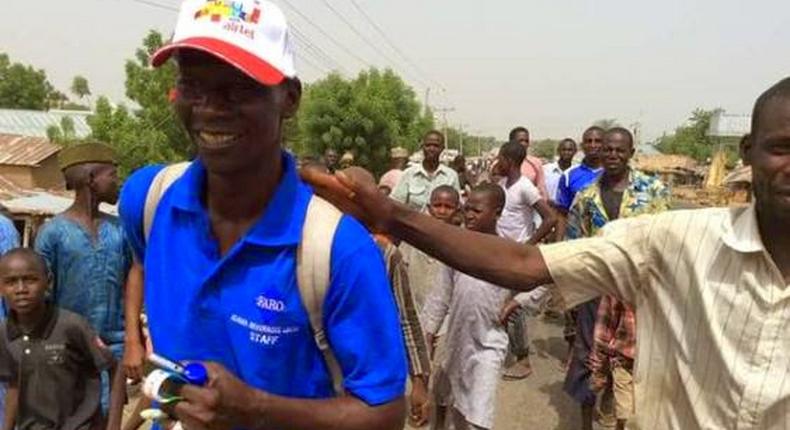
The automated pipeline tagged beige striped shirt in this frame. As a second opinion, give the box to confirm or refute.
[540,204,789,429]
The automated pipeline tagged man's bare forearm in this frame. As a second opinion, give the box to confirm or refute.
[390,206,551,291]
[3,386,17,430]
[124,262,144,345]
[244,393,406,430]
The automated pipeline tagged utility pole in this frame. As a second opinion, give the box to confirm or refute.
[433,106,455,145]
[458,123,469,156]
[423,88,431,115]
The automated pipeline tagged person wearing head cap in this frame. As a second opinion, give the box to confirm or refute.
[117,1,406,429]
[339,151,355,170]
[378,147,410,196]
[34,141,130,426]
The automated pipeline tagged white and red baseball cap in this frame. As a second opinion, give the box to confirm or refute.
[151,0,296,86]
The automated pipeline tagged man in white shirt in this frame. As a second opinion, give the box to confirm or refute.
[392,131,461,211]
[494,141,557,380]
[543,138,578,206]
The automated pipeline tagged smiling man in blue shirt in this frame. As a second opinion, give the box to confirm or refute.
[118,1,406,429]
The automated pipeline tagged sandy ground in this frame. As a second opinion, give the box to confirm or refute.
[125,315,584,430]
[405,315,586,430]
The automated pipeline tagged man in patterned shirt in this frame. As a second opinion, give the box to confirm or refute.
[563,127,670,430]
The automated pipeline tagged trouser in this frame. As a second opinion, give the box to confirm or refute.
[506,307,530,358]
[101,342,125,415]
[612,362,635,421]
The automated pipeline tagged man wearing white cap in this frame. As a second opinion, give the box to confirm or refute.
[379,147,410,195]
[118,1,407,429]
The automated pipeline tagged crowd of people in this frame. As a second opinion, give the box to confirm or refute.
[0,1,788,430]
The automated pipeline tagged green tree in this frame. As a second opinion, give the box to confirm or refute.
[46,117,77,144]
[47,90,69,110]
[0,53,54,110]
[299,69,434,174]
[70,75,91,103]
[656,108,739,163]
[531,139,560,160]
[87,31,191,176]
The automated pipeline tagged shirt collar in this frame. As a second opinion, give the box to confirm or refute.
[415,163,450,178]
[169,153,309,247]
[721,203,765,253]
[6,304,58,341]
[546,162,563,174]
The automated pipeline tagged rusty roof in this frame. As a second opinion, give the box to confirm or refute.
[0,134,61,166]
[633,154,699,173]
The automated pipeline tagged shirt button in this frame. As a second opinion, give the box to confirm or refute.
[23,335,29,341]
[24,348,31,355]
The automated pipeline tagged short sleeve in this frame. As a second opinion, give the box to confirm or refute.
[118,165,166,262]
[539,215,655,308]
[450,170,461,191]
[34,222,58,279]
[565,194,585,240]
[70,315,111,373]
[0,326,18,385]
[556,173,573,211]
[390,170,410,204]
[0,217,19,254]
[323,216,407,406]
[521,179,542,207]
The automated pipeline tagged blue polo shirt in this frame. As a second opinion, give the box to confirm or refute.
[555,163,603,211]
[119,154,407,406]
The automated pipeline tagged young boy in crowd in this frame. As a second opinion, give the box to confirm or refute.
[400,185,462,309]
[350,167,434,427]
[494,141,558,380]
[0,248,122,430]
[397,185,460,429]
[422,184,512,430]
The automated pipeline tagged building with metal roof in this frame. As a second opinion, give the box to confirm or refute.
[0,134,63,190]
[0,108,92,138]
[0,134,60,166]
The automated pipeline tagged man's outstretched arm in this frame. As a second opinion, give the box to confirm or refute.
[302,167,552,292]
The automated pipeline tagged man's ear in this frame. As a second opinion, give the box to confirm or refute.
[282,78,302,119]
[739,134,752,166]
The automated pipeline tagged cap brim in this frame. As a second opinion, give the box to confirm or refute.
[151,37,286,86]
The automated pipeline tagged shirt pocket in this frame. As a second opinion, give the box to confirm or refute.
[408,183,427,200]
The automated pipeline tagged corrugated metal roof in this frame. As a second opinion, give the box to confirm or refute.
[0,134,61,166]
[0,108,92,138]
[1,192,117,216]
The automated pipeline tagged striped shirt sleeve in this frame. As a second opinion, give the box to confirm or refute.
[539,215,654,308]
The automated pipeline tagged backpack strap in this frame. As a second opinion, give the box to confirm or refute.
[141,164,346,394]
[143,162,191,242]
[297,195,344,395]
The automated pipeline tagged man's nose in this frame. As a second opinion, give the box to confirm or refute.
[13,279,26,293]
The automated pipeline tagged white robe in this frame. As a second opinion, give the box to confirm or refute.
[421,265,511,429]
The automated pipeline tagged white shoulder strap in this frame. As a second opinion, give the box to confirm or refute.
[143,162,191,242]
[297,195,344,395]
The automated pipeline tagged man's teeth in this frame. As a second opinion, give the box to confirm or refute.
[199,132,236,145]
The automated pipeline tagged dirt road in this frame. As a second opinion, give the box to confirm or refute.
[407,315,583,430]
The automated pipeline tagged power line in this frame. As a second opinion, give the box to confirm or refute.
[347,0,444,91]
[317,0,432,89]
[290,25,349,75]
[278,0,372,70]
[129,0,178,12]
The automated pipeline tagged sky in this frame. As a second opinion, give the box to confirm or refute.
[2,0,789,143]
